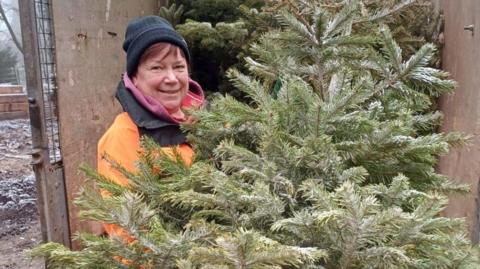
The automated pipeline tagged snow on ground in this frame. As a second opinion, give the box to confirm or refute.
[0,119,44,268]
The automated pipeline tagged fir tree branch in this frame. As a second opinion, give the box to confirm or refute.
[354,0,417,24]
[284,0,316,40]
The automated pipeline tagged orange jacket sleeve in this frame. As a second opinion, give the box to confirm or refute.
[97,113,140,241]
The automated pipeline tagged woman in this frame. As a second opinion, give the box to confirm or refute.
[97,15,204,240]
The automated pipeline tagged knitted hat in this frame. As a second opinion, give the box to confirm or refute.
[123,15,190,76]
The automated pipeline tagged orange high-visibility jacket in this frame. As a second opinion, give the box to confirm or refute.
[97,111,194,240]
[97,79,203,241]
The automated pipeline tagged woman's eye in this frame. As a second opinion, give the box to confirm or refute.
[174,65,186,70]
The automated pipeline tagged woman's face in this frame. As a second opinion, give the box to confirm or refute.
[133,44,188,117]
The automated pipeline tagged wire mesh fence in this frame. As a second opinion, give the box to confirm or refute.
[34,0,61,163]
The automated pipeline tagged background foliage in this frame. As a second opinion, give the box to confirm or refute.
[163,0,442,99]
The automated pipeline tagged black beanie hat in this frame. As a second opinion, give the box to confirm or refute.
[123,15,190,76]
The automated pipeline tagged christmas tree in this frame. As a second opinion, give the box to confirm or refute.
[161,0,443,97]
[32,0,480,268]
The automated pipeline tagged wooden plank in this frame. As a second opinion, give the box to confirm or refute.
[0,85,23,94]
[0,110,29,120]
[51,0,160,249]
[9,102,28,112]
[438,0,480,244]
[43,163,71,245]
[0,103,8,112]
[0,102,28,113]
[0,94,27,103]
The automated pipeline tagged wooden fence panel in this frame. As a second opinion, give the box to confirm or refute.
[51,0,160,248]
[438,0,480,243]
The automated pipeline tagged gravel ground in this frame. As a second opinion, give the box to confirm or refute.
[0,119,44,268]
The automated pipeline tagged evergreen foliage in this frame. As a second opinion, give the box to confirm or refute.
[162,0,442,97]
[175,0,243,23]
[32,0,480,268]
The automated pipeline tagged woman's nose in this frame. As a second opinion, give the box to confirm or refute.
[164,68,178,82]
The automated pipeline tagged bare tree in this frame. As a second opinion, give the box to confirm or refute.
[0,0,22,54]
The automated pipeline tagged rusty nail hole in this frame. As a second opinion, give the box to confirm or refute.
[77,33,87,39]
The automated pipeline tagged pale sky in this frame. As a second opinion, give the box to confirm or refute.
[1,0,22,56]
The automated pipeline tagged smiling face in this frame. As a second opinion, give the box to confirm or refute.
[132,43,189,119]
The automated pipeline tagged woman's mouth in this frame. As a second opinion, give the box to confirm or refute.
[158,89,180,94]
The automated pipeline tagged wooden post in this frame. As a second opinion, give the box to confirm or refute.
[438,0,480,243]
[19,0,71,248]
[50,0,159,249]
